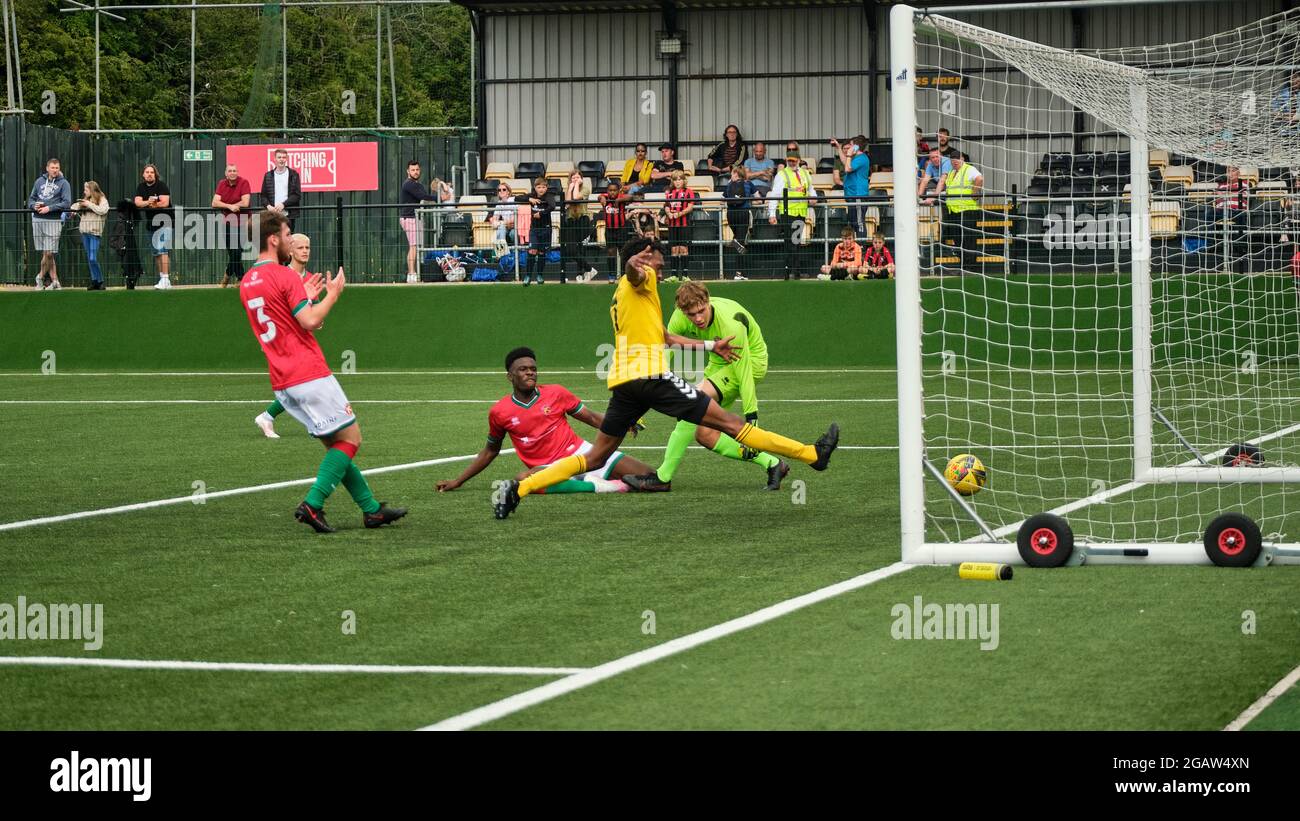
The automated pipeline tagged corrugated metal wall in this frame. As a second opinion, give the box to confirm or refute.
[481,1,1287,177]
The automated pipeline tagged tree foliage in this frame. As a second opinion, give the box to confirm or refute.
[9,0,471,131]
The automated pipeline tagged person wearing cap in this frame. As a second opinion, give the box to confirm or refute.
[766,145,815,280]
[646,144,685,193]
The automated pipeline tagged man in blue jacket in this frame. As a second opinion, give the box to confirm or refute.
[28,158,72,290]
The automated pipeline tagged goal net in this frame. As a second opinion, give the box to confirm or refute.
[889,4,1300,565]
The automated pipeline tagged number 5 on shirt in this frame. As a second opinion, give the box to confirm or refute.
[246,296,277,343]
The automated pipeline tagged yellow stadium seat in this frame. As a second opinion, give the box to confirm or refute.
[484,162,514,181]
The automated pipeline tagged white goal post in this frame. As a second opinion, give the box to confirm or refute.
[890,3,1300,566]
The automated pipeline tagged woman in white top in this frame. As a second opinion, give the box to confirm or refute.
[489,182,517,255]
[70,181,110,290]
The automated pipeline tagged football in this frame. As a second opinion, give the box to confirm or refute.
[944,454,988,496]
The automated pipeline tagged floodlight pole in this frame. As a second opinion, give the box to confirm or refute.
[189,4,196,130]
[1,0,14,112]
[375,4,381,127]
[282,1,288,132]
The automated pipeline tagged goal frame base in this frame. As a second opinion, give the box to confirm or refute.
[906,542,1300,566]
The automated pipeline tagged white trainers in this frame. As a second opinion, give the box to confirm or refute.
[586,267,599,281]
[34,276,44,291]
[816,273,832,280]
[254,412,280,439]
[49,281,62,290]
[406,273,419,284]
[733,273,748,281]
[154,277,171,290]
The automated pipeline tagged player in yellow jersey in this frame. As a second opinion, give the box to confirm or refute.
[493,237,839,519]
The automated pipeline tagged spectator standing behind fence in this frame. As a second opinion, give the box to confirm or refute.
[663,170,698,280]
[723,165,753,254]
[863,234,896,279]
[917,147,954,202]
[1272,71,1300,136]
[834,135,871,236]
[69,181,110,290]
[260,148,302,230]
[743,142,775,197]
[134,164,174,290]
[490,182,517,256]
[932,154,983,270]
[28,157,71,290]
[523,177,553,287]
[767,146,814,280]
[621,143,653,194]
[560,170,595,284]
[600,179,631,283]
[937,128,962,160]
[706,125,748,178]
[647,144,685,193]
[819,227,862,280]
[213,164,252,288]
[916,127,930,155]
[109,199,144,289]
[399,159,439,284]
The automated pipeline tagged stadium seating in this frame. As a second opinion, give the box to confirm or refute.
[810,173,836,193]
[869,171,894,193]
[484,162,514,180]
[458,195,489,220]
[545,160,575,180]
[470,179,499,197]
[1186,182,1218,202]
[504,178,530,195]
[1161,165,1195,186]
[605,158,626,180]
[1148,149,1170,169]
[578,160,606,180]
[516,161,545,180]
[1256,180,1288,200]
[1150,200,1181,237]
[694,159,712,175]
[816,157,837,175]
[687,175,715,193]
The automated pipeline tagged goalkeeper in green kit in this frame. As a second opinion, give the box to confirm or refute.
[621,281,789,492]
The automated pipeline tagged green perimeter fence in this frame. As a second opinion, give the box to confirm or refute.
[0,116,477,286]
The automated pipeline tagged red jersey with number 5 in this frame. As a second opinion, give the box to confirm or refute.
[486,384,586,467]
[239,260,331,391]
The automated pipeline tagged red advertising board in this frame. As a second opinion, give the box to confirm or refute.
[225,142,379,192]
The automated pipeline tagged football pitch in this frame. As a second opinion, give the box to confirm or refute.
[2,363,1297,730]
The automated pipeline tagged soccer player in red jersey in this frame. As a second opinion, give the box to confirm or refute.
[254,232,317,439]
[240,213,406,532]
[436,347,656,494]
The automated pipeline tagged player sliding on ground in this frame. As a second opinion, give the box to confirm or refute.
[492,237,838,520]
[254,231,315,439]
[240,214,406,532]
[623,280,789,492]
[436,346,658,495]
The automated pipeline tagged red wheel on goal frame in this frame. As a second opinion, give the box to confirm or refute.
[1203,513,1262,568]
[1017,513,1074,568]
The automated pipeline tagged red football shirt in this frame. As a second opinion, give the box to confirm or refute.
[216,177,252,224]
[1292,250,1300,283]
[487,384,586,468]
[239,260,332,391]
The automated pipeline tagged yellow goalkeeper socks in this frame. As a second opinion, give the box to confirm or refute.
[518,454,587,498]
[733,423,816,464]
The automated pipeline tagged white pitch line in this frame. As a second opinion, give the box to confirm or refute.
[421,561,915,731]
[0,450,512,533]
[1224,662,1300,731]
[0,655,584,677]
[0,398,876,405]
[0,368,884,377]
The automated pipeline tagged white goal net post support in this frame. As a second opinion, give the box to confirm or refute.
[890,4,1300,566]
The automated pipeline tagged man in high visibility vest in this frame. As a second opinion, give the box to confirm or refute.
[767,147,815,279]
[933,153,983,272]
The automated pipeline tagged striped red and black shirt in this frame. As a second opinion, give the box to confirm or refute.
[664,187,698,227]
[865,244,894,269]
[601,193,629,229]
